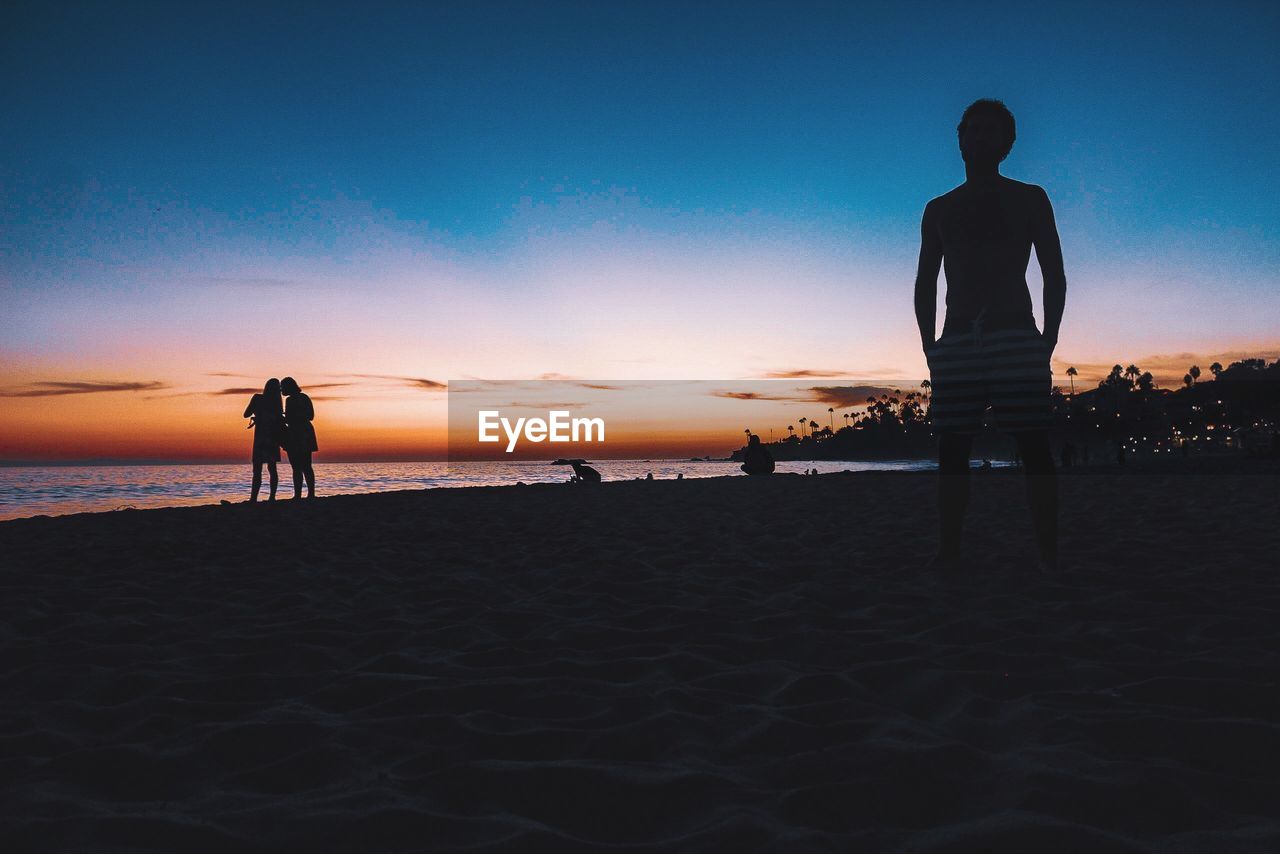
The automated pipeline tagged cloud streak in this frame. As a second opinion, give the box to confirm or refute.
[204,382,352,397]
[345,374,447,390]
[711,384,901,406]
[758,369,852,379]
[0,380,169,398]
[757,367,909,380]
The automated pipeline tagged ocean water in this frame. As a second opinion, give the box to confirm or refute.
[0,459,938,521]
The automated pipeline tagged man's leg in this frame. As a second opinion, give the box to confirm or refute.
[1014,429,1057,569]
[290,458,303,498]
[938,431,975,560]
[251,462,262,502]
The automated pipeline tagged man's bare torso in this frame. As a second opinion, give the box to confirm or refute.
[927,176,1043,335]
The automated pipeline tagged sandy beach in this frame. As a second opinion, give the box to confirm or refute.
[2,461,1278,852]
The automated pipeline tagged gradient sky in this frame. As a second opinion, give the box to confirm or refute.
[2,0,1278,460]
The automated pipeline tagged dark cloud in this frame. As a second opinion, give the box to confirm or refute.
[713,390,807,402]
[806,385,905,407]
[0,380,169,398]
[759,367,908,380]
[759,369,851,379]
[208,382,349,396]
[710,384,902,407]
[345,374,447,390]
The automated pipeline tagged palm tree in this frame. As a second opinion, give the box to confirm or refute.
[1210,361,1223,379]
[1184,373,1193,388]
[1066,366,1077,397]
[842,413,850,429]
[1189,365,1201,384]
[827,407,834,431]
[1125,364,1140,388]
[787,424,795,440]
[808,419,819,438]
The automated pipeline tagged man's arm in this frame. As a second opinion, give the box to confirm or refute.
[1031,186,1066,349]
[914,200,943,351]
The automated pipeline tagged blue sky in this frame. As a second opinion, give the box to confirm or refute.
[2,0,1278,396]
[6,1,1277,237]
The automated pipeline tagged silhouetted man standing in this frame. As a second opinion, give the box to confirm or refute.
[914,99,1066,572]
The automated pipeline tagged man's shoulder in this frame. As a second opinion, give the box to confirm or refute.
[1003,177,1051,200]
[927,186,964,206]
[923,187,961,219]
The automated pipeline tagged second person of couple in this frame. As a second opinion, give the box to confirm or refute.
[243,376,318,502]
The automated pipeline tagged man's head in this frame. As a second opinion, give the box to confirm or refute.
[957,99,1016,167]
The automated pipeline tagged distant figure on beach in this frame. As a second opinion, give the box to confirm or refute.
[740,434,775,475]
[281,377,318,499]
[555,458,601,483]
[243,378,285,502]
[914,98,1066,572]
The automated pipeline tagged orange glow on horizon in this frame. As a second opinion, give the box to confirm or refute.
[2,339,1277,462]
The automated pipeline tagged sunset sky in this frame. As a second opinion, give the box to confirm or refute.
[2,0,1277,461]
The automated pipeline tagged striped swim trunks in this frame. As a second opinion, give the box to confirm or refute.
[926,322,1052,434]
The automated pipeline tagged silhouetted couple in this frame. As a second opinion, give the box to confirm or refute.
[242,377,319,502]
[915,99,1066,572]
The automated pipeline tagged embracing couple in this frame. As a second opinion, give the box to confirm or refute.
[242,377,319,502]
[915,99,1068,573]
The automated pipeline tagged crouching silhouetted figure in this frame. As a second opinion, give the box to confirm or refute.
[740,434,775,475]
[554,458,601,483]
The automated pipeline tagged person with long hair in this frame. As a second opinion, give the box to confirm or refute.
[242,378,284,502]
[280,376,318,499]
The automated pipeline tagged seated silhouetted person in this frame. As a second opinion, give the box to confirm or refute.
[554,458,601,483]
[740,434,775,475]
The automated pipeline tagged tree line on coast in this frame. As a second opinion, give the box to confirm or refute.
[738,357,1280,462]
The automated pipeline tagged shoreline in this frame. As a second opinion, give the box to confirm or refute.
[0,452,1271,527]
